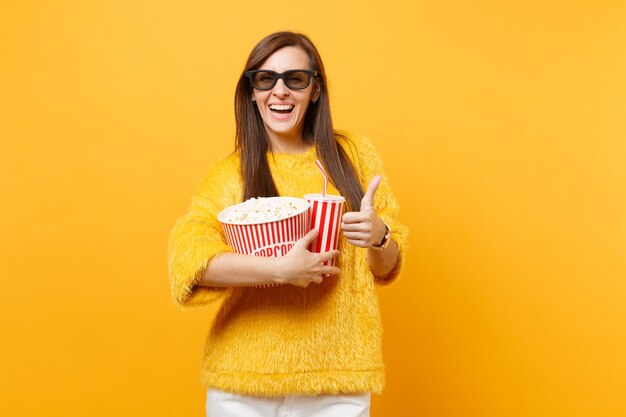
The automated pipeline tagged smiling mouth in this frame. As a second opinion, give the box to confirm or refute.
[269,104,295,115]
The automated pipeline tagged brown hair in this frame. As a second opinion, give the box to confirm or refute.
[234,31,364,211]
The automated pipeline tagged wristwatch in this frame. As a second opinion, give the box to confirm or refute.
[370,224,391,251]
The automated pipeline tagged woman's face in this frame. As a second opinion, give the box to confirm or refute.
[252,46,319,144]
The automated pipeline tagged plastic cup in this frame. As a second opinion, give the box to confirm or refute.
[304,194,345,268]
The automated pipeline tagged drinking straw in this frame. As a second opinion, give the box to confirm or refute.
[315,160,328,196]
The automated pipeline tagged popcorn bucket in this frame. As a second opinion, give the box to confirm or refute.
[218,197,309,258]
[218,197,310,288]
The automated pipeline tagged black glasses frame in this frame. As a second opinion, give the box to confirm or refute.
[245,69,318,90]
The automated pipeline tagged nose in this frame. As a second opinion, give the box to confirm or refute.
[272,78,290,97]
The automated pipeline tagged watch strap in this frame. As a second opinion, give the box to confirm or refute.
[370,224,391,251]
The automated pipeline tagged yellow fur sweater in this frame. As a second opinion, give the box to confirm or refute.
[168,131,408,396]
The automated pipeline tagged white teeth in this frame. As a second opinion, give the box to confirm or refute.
[269,104,294,111]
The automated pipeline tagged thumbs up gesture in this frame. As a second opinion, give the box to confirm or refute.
[341,175,388,248]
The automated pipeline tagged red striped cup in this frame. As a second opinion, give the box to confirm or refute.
[218,197,310,258]
[304,194,345,269]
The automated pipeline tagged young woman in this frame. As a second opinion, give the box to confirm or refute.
[168,31,408,417]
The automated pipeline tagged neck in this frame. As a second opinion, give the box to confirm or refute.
[267,132,310,154]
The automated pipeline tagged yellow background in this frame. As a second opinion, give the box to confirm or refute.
[1,1,625,416]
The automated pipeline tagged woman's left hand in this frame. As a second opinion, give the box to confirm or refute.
[341,175,387,248]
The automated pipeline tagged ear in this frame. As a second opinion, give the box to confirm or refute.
[312,85,321,103]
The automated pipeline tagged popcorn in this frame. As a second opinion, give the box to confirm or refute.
[225,197,304,224]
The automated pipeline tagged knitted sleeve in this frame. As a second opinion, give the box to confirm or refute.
[167,157,238,308]
[339,131,409,286]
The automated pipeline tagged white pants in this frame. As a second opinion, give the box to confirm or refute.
[206,389,371,417]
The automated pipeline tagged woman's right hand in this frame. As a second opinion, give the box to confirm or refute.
[275,229,341,287]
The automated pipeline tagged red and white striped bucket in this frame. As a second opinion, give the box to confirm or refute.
[218,197,309,287]
[218,197,309,258]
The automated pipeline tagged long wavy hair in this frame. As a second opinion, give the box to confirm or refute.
[234,31,364,211]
